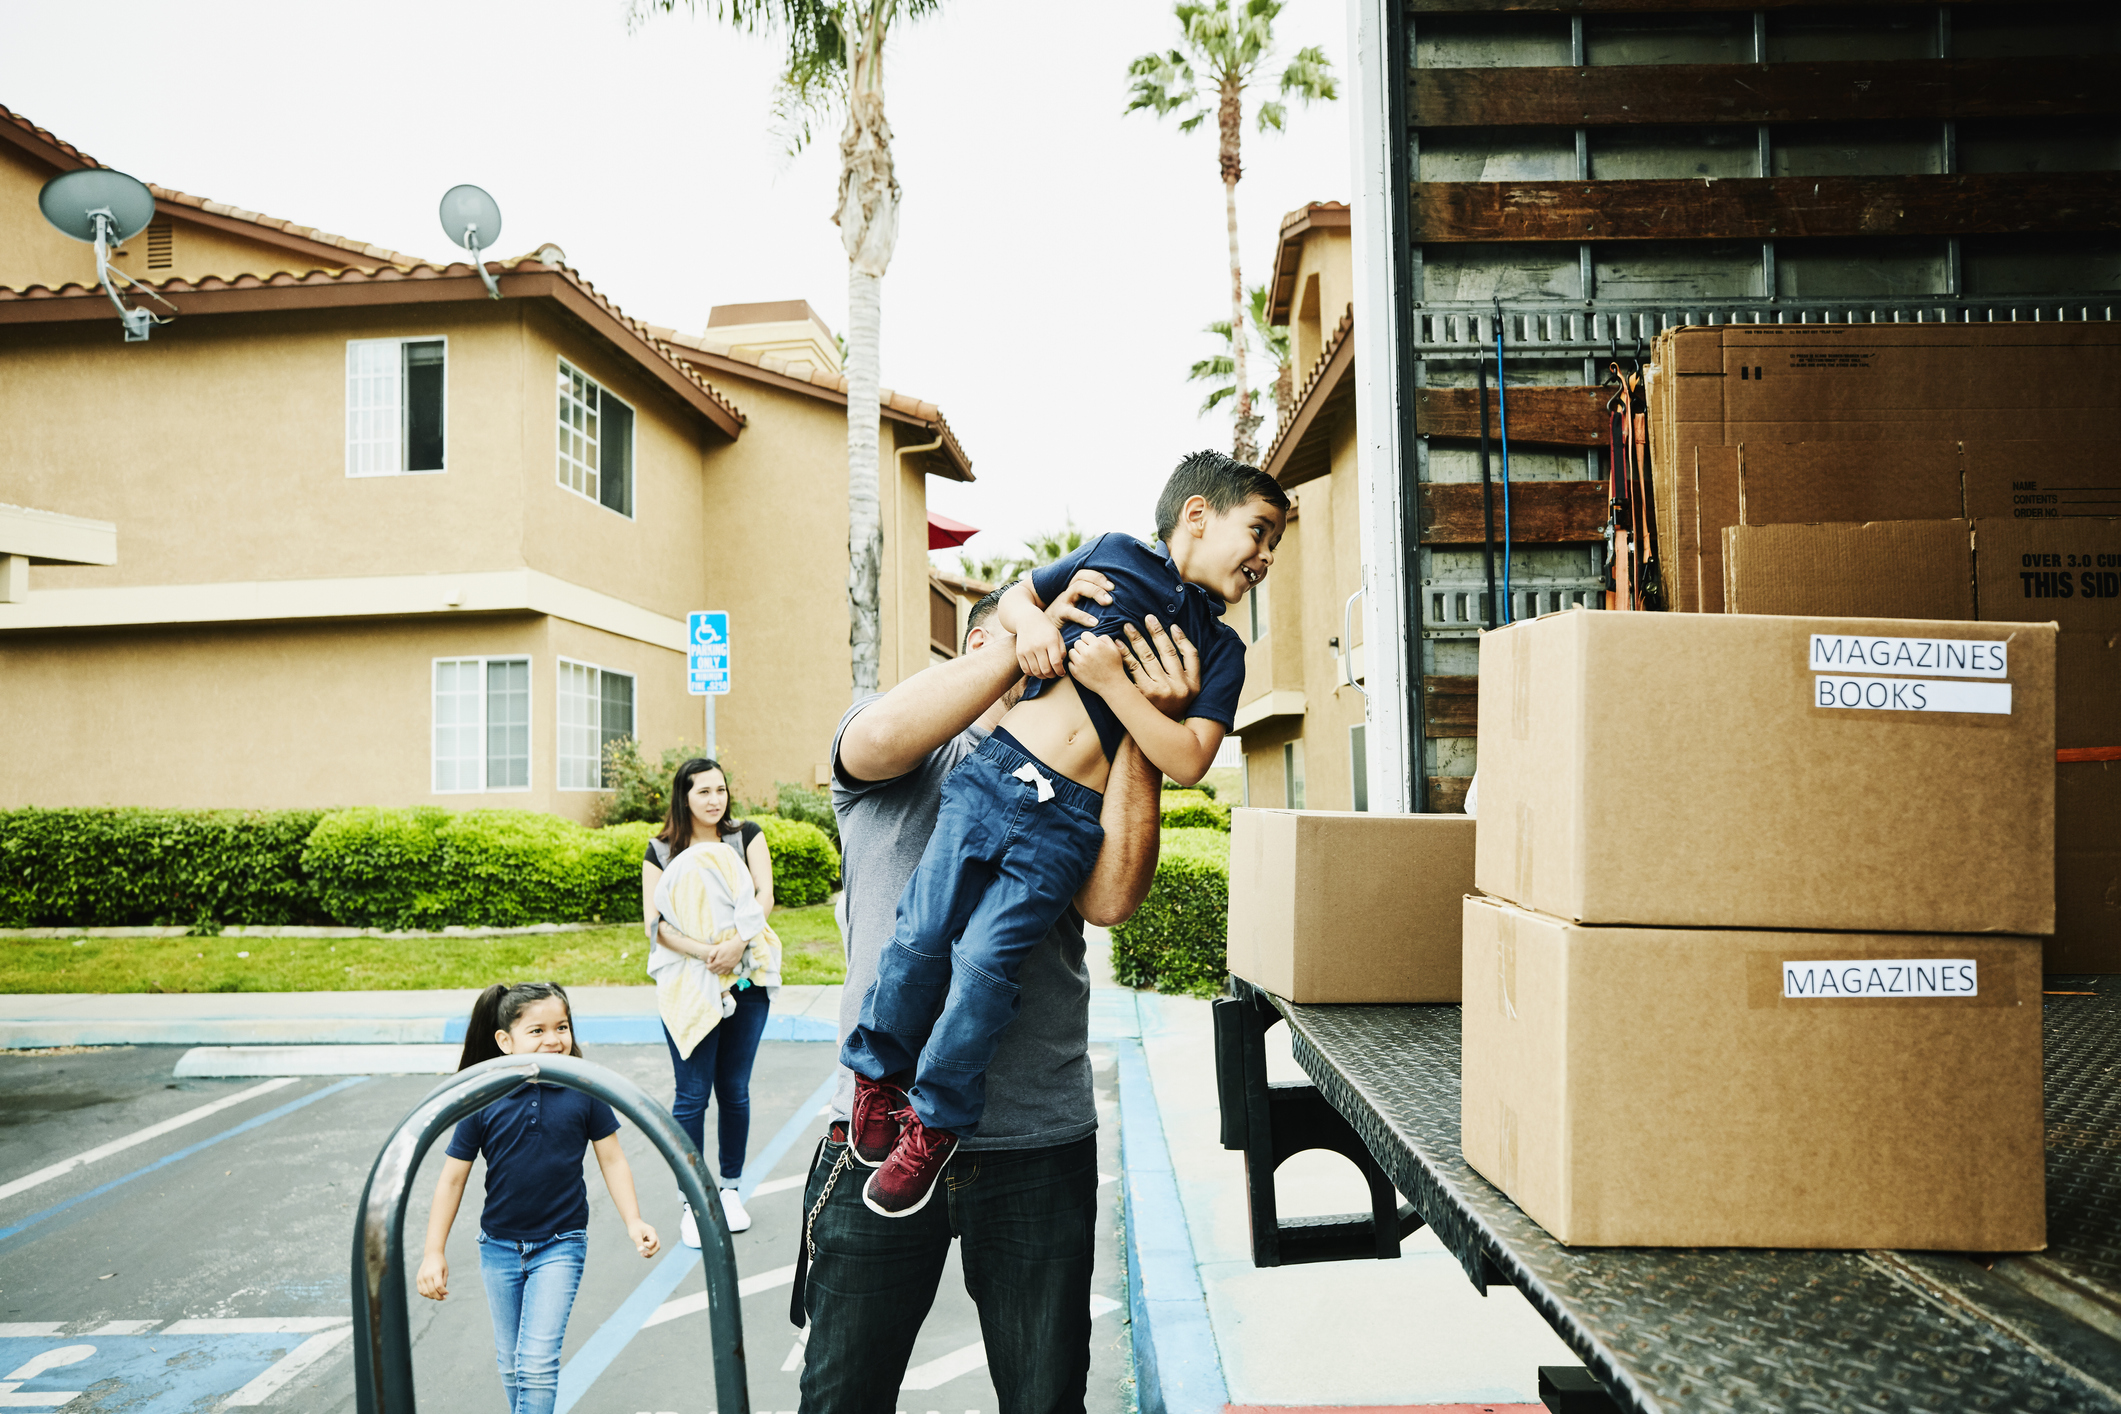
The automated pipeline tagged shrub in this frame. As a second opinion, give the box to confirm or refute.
[0,808,330,928]
[1110,827,1229,997]
[758,816,838,907]
[597,739,722,828]
[303,808,658,930]
[1164,778,1215,800]
[768,781,840,849]
[1158,789,1230,832]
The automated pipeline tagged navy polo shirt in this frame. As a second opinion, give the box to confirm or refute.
[1027,533,1248,761]
[446,1082,620,1242]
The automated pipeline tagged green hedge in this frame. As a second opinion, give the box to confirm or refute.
[0,808,330,929]
[1111,827,1230,997]
[1158,789,1230,832]
[760,816,838,907]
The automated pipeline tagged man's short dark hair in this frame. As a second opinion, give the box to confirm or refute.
[963,577,1019,652]
[1154,449,1290,539]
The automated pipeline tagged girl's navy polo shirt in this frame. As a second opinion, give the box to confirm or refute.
[446,1081,620,1241]
[1027,532,1249,760]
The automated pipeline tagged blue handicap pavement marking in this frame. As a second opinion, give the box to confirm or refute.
[0,1324,350,1413]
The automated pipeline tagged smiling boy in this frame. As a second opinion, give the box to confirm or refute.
[840,449,1289,1216]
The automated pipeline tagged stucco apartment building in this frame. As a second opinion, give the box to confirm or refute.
[1236,202,1450,812]
[0,103,974,822]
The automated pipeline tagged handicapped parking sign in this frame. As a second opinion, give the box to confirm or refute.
[687,611,729,695]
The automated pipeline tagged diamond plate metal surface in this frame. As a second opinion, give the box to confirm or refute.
[1273,981,2121,1414]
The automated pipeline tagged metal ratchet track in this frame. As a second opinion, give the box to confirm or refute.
[1271,979,2121,1414]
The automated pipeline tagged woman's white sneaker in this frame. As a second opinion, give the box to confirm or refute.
[679,1203,702,1249]
[720,1187,752,1234]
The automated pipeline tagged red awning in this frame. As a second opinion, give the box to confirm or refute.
[928,510,981,550]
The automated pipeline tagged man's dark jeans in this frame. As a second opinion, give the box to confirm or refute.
[797,1132,1097,1414]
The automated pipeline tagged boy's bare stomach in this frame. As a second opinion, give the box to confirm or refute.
[997,678,1111,794]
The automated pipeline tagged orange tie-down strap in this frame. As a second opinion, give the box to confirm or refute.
[2060,747,2121,762]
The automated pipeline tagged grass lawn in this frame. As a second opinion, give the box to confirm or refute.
[0,903,846,993]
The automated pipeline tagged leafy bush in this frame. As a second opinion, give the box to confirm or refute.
[1110,827,1229,997]
[768,781,840,850]
[302,808,656,930]
[1158,789,1230,832]
[598,738,723,828]
[759,816,838,907]
[1164,778,1215,800]
[0,808,329,928]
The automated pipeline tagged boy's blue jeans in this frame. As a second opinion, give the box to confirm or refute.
[841,731,1104,1134]
[476,1229,587,1414]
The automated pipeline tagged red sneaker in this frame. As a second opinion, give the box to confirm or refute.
[850,1074,908,1168]
[861,1114,959,1218]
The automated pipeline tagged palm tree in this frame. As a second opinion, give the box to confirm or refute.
[1127,1,1335,465]
[636,0,939,700]
[1188,284,1293,429]
[956,519,1086,586]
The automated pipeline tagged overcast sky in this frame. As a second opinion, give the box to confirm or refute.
[7,0,1352,570]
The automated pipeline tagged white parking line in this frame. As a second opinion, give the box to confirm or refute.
[0,1078,297,1204]
[0,1327,60,1338]
[749,1173,807,1198]
[160,1318,349,1335]
[85,1321,157,1335]
[899,1295,1123,1392]
[640,1265,798,1329]
[223,1326,354,1406]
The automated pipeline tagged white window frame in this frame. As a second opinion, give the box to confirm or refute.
[555,357,636,519]
[1349,723,1368,813]
[347,336,449,477]
[1283,739,1306,810]
[431,656,533,794]
[1248,578,1269,642]
[557,657,638,791]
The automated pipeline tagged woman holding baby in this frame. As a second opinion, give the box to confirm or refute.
[642,756,778,1246]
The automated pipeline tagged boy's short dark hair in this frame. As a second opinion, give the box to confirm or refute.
[1154,450,1290,539]
[963,577,1019,652]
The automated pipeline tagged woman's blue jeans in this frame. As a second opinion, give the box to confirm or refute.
[475,1229,586,1414]
[665,984,771,1183]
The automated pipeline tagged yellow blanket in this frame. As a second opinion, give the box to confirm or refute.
[651,839,782,1061]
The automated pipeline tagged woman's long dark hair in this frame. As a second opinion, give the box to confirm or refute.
[657,756,743,853]
[457,982,583,1071]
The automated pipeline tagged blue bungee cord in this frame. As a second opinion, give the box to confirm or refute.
[1493,300,1514,624]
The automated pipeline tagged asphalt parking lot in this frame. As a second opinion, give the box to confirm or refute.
[0,1041,1129,1413]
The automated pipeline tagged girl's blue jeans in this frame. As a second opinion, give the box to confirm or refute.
[476,1229,586,1414]
[664,983,772,1183]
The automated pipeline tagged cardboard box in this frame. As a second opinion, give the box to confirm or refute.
[1474,608,2056,933]
[1460,894,2047,1250]
[1974,518,2121,746]
[1723,520,1974,620]
[1226,809,1473,1002]
[1738,441,1963,528]
[1694,445,1739,612]
[2052,761,2121,974]
[1963,442,2121,522]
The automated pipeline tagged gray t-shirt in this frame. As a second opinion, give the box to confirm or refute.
[830,696,1095,1152]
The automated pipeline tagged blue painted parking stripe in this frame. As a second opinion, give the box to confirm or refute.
[0,1077,371,1247]
[553,1065,840,1414]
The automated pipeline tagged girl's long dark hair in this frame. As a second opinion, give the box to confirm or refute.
[457,982,583,1071]
[657,756,744,854]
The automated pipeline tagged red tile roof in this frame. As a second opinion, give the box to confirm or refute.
[1267,201,1351,325]
[651,325,973,481]
[0,256,747,439]
[1,102,423,270]
[1262,303,1355,488]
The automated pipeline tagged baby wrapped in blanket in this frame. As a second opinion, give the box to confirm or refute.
[650,838,783,1059]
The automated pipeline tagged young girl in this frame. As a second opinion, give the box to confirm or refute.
[415,983,660,1414]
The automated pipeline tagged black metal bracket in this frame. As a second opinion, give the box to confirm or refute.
[1214,979,1425,1268]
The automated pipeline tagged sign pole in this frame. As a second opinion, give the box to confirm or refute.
[688,610,730,762]
[703,694,716,759]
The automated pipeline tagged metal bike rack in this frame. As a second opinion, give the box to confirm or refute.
[350,1053,750,1414]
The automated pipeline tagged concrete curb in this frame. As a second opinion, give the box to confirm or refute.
[0,1013,838,1049]
[1115,992,1229,1414]
[0,922,608,940]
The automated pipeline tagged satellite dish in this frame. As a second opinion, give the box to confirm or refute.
[439,184,505,299]
[37,167,173,342]
[40,168,157,244]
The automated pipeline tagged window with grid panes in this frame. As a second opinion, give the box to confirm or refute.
[557,659,637,789]
[432,657,530,792]
[556,360,635,516]
[347,338,445,476]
